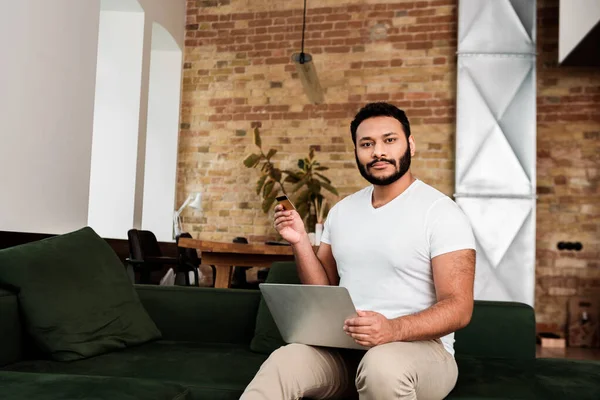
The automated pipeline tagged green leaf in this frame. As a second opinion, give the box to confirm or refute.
[295,189,310,219]
[295,189,310,205]
[292,176,309,193]
[315,166,329,171]
[266,148,277,160]
[256,174,267,195]
[263,180,275,198]
[254,127,262,148]
[296,202,309,220]
[283,170,301,180]
[262,194,277,213]
[308,180,321,195]
[243,154,261,168]
[309,148,315,160]
[270,168,282,182]
[321,181,339,196]
[297,159,305,169]
[315,172,331,184]
[284,174,301,183]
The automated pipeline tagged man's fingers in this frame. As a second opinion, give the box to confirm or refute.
[345,317,374,326]
[274,211,292,219]
[356,310,379,317]
[274,215,294,225]
[344,325,370,334]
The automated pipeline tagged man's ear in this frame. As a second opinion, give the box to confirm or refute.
[408,135,416,156]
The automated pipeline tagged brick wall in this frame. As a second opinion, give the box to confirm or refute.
[179,0,600,332]
[535,0,600,333]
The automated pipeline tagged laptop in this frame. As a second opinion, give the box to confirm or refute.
[259,283,367,350]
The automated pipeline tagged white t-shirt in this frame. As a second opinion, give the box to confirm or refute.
[320,179,475,356]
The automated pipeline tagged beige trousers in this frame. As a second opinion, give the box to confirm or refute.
[241,340,458,400]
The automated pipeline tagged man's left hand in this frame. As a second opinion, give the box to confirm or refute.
[343,310,396,347]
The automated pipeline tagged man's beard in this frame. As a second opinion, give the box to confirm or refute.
[355,145,411,186]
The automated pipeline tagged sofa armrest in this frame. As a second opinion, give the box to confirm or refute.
[135,285,261,345]
[0,289,22,366]
[455,300,536,359]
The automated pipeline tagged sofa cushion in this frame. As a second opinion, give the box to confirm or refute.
[250,261,300,354]
[0,371,190,400]
[4,341,268,400]
[0,227,161,361]
[0,289,22,367]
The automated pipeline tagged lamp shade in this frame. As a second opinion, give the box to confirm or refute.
[292,52,324,104]
[188,192,202,210]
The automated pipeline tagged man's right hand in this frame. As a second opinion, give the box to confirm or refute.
[273,204,307,245]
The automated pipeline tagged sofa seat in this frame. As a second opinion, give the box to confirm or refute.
[4,341,268,400]
[0,370,190,400]
[7,341,600,400]
[448,356,600,400]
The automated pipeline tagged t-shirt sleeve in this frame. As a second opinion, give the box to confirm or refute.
[426,197,476,259]
[320,204,336,245]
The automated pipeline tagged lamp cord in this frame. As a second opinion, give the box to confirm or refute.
[300,0,307,63]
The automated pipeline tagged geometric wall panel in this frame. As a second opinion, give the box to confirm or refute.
[456,0,537,306]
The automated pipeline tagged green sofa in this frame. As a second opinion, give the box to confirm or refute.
[1,233,599,399]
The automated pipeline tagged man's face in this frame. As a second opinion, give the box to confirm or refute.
[354,116,414,186]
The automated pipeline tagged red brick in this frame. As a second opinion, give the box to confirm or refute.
[409,9,436,17]
[308,7,333,15]
[326,14,352,22]
[387,3,416,11]
[248,35,272,43]
[364,60,389,68]
[208,114,232,122]
[196,15,219,22]
[407,92,433,100]
[366,93,390,101]
[325,46,351,53]
[212,22,234,29]
[307,23,334,31]
[407,41,434,50]
[265,57,290,65]
[368,11,395,19]
[324,30,350,38]
[248,19,273,27]
[388,34,412,42]
[232,12,254,20]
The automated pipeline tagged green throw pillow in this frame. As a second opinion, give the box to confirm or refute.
[0,227,161,361]
[250,261,301,354]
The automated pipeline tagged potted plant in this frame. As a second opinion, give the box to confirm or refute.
[243,127,338,236]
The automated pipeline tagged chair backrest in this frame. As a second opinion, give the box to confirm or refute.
[176,232,201,265]
[127,229,162,260]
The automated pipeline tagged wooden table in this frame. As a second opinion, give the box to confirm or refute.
[178,238,296,288]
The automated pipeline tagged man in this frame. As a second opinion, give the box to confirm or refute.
[241,102,476,400]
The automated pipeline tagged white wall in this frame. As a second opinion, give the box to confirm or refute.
[141,24,183,241]
[0,0,101,234]
[0,0,185,237]
[132,0,186,233]
[87,10,145,239]
[559,0,600,62]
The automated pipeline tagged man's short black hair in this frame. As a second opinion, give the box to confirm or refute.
[350,102,411,145]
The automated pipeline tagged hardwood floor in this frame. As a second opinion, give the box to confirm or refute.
[537,344,600,361]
